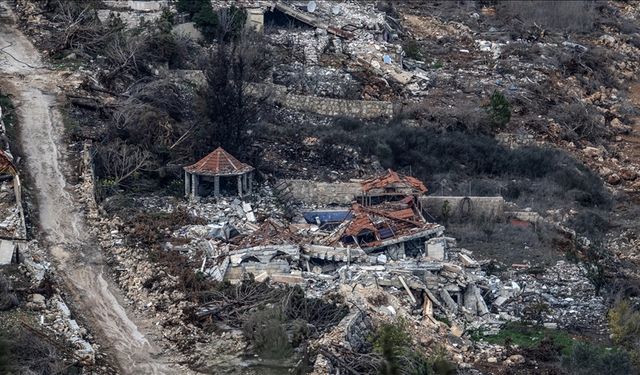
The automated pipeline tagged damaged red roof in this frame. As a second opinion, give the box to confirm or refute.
[343,203,423,237]
[184,147,254,176]
[361,169,427,194]
[0,150,16,176]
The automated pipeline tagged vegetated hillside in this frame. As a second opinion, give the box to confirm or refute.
[9,0,640,374]
[14,0,639,289]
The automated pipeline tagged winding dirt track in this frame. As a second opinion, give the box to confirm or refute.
[0,3,180,374]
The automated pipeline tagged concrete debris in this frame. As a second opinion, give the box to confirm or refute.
[87,161,612,370]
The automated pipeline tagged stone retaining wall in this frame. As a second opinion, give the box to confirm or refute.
[171,70,393,119]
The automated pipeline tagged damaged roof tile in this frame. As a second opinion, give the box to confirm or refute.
[361,169,427,194]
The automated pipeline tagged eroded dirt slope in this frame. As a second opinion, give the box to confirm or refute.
[0,2,182,374]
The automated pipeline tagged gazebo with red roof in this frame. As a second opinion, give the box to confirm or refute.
[184,147,254,198]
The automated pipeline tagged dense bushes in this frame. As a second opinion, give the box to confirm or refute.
[93,11,271,194]
[242,308,293,359]
[551,102,609,142]
[193,280,348,361]
[498,1,597,34]
[608,300,640,353]
[322,122,610,211]
[562,342,633,375]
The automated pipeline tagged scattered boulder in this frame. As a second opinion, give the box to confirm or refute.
[582,146,603,158]
[608,173,622,185]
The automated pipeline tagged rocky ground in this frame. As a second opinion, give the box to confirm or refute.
[4,0,640,374]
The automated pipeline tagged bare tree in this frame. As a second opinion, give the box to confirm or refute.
[52,0,121,57]
[2,326,68,374]
[103,32,147,79]
[97,140,152,187]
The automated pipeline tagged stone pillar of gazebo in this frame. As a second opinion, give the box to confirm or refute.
[191,173,199,197]
[214,176,220,197]
[184,171,191,197]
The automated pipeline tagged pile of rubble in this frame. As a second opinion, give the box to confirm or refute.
[490,261,608,333]
[15,242,99,366]
[87,165,609,371]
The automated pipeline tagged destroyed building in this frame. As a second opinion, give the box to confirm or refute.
[209,170,444,283]
[184,147,254,199]
[325,202,443,257]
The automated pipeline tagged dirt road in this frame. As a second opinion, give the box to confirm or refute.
[0,3,181,374]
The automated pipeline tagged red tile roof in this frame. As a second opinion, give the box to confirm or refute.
[184,147,254,176]
[361,169,427,193]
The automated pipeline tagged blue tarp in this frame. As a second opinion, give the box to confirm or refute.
[303,210,352,226]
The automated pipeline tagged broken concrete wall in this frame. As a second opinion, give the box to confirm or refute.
[282,179,363,206]
[420,196,505,221]
[228,244,299,265]
[425,237,446,260]
[225,261,291,280]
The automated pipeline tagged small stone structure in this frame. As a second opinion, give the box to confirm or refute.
[184,147,254,198]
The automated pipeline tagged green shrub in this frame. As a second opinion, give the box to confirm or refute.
[486,90,511,129]
[371,320,456,375]
[373,320,411,367]
[476,322,573,355]
[242,308,293,359]
[192,4,219,40]
[191,5,247,42]
[403,40,423,60]
[609,300,640,350]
